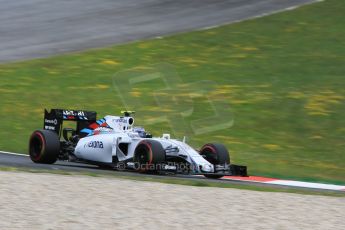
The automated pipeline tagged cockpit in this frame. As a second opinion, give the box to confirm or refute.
[133,127,147,138]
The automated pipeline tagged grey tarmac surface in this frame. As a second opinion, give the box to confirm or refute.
[0,0,317,63]
[1,151,343,194]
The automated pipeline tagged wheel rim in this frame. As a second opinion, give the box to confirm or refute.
[200,146,218,165]
[30,132,45,161]
[134,142,153,170]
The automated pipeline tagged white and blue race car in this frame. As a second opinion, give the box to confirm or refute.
[29,109,247,178]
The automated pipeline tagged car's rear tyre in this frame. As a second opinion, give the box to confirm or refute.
[134,140,165,172]
[200,143,230,179]
[29,130,60,164]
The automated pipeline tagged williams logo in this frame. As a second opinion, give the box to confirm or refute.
[45,119,58,125]
[63,110,85,116]
[85,141,104,149]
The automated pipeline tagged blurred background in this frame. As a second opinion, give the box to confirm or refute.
[0,0,344,184]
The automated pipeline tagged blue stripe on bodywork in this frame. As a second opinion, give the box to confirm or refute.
[80,128,93,134]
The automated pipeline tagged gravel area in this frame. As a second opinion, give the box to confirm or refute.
[0,171,344,229]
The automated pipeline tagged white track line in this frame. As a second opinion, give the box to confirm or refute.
[197,0,324,32]
[267,180,345,191]
[215,176,345,191]
[0,151,28,157]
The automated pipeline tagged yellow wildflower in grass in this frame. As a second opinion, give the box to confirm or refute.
[227,99,247,104]
[153,92,170,96]
[130,91,141,97]
[0,89,16,93]
[219,84,242,89]
[95,84,109,89]
[137,43,150,49]
[179,57,207,64]
[257,84,271,88]
[140,106,165,112]
[337,127,345,132]
[304,90,344,116]
[285,27,299,33]
[67,84,110,90]
[141,116,168,125]
[131,66,154,70]
[214,89,230,96]
[101,60,120,65]
[202,47,219,53]
[247,92,272,103]
[176,92,204,98]
[308,161,343,170]
[216,62,241,67]
[287,91,306,99]
[231,43,241,48]
[213,136,244,145]
[298,22,308,25]
[208,84,273,104]
[242,47,258,51]
[33,108,44,115]
[262,144,281,150]
[226,140,244,145]
[206,31,217,35]
[229,54,247,59]
[189,63,199,68]
[209,85,241,97]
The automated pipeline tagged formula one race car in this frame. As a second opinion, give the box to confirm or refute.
[29,109,247,178]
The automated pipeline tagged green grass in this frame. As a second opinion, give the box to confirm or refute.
[0,0,344,184]
[1,166,344,197]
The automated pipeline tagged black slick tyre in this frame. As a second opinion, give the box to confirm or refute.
[133,140,165,172]
[200,143,230,179]
[29,130,60,164]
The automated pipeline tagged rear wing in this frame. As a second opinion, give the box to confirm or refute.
[43,109,97,137]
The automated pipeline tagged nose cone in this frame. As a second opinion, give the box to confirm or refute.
[202,164,213,173]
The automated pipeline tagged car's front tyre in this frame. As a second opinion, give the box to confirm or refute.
[133,140,165,172]
[200,143,230,179]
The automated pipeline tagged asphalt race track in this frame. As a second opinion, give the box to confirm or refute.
[0,0,317,63]
[1,151,343,194]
